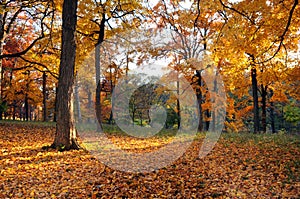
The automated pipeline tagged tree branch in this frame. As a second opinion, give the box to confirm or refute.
[19,56,59,79]
[0,35,44,59]
[218,0,256,24]
[255,0,298,64]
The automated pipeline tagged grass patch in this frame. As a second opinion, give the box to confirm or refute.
[221,132,300,147]
[0,119,56,127]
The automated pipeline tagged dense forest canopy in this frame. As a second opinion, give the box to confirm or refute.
[0,0,299,135]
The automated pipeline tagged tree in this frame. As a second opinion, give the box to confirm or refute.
[0,0,55,119]
[76,0,141,130]
[144,0,223,131]
[215,0,299,133]
[52,0,79,150]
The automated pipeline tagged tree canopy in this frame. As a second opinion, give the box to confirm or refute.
[0,0,299,137]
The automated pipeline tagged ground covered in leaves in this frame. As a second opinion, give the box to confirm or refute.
[0,122,299,198]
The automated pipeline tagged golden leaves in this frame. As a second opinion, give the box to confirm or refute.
[0,122,299,198]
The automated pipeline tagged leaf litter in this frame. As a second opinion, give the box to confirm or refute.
[0,123,299,198]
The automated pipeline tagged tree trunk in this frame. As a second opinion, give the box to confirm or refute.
[261,84,268,133]
[211,70,219,132]
[74,78,82,123]
[251,67,260,133]
[25,70,30,121]
[42,71,48,121]
[29,105,33,121]
[13,100,16,120]
[95,80,102,130]
[269,90,276,133]
[176,72,181,129]
[0,13,3,120]
[205,110,210,131]
[270,101,276,133]
[108,109,113,124]
[95,12,106,131]
[52,0,80,150]
[25,95,29,121]
[87,88,93,123]
[195,70,203,132]
[108,69,114,124]
[53,86,58,122]
[132,103,136,126]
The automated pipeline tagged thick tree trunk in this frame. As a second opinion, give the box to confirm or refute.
[261,84,268,133]
[52,0,79,150]
[0,13,3,120]
[251,67,260,133]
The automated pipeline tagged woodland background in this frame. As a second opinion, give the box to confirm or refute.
[0,0,300,198]
[0,0,299,134]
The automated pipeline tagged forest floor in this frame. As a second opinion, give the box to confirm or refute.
[0,121,299,198]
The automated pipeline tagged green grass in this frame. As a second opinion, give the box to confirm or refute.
[221,131,300,147]
[0,119,56,127]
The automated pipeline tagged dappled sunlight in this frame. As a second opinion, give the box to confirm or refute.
[1,0,299,197]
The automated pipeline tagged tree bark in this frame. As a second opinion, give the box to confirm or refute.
[251,67,260,133]
[205,110,210,131]
[176,71,181,129]
[108,67,114,124]
[270,101,276,133]
[53,86,58,122]
[269,90,276,133]
[95,12,105,131]
[52,0,80,150]
[25,71,30,121]
[13,100,16,120]
[25,94,29,121]
[261,84,268,133]
[211,70,219,132]
[43,71,48,122]
[0,13,3,120]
